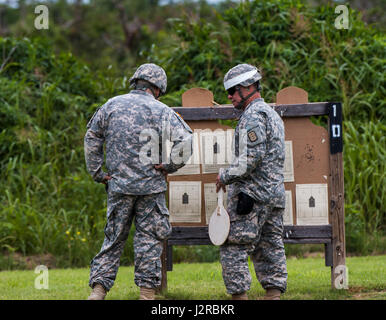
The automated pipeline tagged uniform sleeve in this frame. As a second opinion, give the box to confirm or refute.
[219,113,267,184]
[162,110,193,173]
[84,106,108,182]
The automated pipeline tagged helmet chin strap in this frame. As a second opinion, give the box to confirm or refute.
[235,86,258,110]
[149,86,160,99]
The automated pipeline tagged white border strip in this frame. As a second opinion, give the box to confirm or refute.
[224,69,258,90]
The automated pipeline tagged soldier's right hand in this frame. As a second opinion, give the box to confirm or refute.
[216,174,226,193]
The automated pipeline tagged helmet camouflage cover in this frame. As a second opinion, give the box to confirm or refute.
[130,63,167,94]
[223,63,262,90]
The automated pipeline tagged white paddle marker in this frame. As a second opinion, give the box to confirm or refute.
[208,189,230,246]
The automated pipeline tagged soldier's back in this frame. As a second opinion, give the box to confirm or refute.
[102,90,172,195]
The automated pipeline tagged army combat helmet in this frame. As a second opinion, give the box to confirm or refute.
[224,63,261,90]
[130,63,167,97]
[224,63,262,109]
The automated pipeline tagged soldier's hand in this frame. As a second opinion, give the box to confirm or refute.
[216,174,226,193]
[101,175,112,185]
[154,164,168,178]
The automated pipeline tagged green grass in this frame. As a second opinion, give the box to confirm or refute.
[0,255,384,300]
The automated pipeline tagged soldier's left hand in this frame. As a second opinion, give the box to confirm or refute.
[154,164,168,178]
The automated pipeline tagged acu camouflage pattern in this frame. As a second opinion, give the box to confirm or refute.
[89,192,171,290]
[85,87,192,291]
[219,97,287,294]
[129,63,167,94]
[219,98,286,208]
[220,193,287,294]
[84,90,193,195]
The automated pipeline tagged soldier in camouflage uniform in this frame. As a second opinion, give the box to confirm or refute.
[84,63,193,300]
[216,64,287,300]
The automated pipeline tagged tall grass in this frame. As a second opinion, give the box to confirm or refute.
[343,120,386,254]
[156,0,385,122]
[0,37,129,267]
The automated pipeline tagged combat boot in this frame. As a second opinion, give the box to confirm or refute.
[232,292,248,300]
[140,287,155,300]
[264,288,281,300]
[87,283,107,300]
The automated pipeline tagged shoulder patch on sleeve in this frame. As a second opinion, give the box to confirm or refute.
[246,125,266,146]
[174,111,193,133]
[247,130,258,143]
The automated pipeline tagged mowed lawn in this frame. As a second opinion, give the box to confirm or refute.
[0,255,384,300]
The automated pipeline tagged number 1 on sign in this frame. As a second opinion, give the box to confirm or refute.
[332,104,337,117]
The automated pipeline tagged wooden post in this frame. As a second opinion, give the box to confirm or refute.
[159,240,168,293]
[329,152,346,289]
[328,103,347,289]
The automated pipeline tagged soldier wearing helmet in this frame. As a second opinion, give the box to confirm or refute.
[84,63,193,300]
[129,63,167,98]
[216,63,287,300]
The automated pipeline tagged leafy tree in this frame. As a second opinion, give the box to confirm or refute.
[154,0,385,122]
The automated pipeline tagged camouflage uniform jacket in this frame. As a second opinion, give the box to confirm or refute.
[219,98,285,208]
[84,90,193,195]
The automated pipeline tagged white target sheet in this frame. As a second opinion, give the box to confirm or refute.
[283,190,293,225]
[284,140,294,182]
[200,129,234,174]
[168,131,201,176]
[296,184,328,225]
[204,183,228,224]
[169,181,202,223]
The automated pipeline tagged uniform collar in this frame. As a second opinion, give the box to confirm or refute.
[244,98,264,112]
[130,89,155,99]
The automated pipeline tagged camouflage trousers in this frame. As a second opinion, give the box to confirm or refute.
[89,191,172,291]
[220,193,287,295]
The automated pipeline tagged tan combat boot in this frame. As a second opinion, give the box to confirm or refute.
[140,287,156,300]
[264,288,281,300]
[87,283,107,300]
[232,292,248,300]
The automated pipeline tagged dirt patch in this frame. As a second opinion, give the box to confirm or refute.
[348,286,386,300]
[348,286,367,294]
[302,251,324,258]
[351,291,386,300]
[7,253,57,269]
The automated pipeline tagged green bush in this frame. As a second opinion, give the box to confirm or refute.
[343,120,386,254]
[0,37,129,268]
[156,0,385,122]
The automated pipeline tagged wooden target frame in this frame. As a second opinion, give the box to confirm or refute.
[160,87,346,291]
